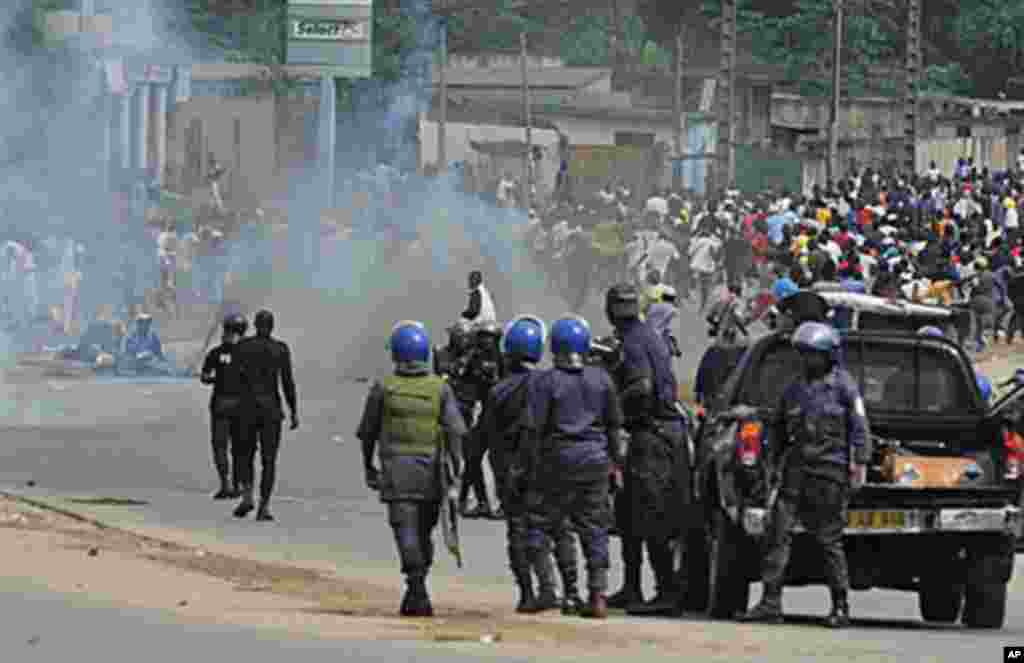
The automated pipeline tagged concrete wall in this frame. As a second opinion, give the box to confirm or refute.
[418,118,562,198]
[166,92,277,208]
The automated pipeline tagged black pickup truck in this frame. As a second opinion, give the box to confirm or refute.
[685,331,1024,629]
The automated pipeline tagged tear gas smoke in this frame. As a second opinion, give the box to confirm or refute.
[0,0,707,395]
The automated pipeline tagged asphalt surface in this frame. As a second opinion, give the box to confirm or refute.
[1,272,1022,660]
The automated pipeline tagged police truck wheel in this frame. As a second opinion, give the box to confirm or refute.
[917,579,963,623]
[706,512,750,619]
[961,580,1007,629]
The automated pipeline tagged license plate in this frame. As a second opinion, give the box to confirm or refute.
[847,510,906,529]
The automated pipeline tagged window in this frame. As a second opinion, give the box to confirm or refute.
[738,339,972,415]
[614,132,655,148]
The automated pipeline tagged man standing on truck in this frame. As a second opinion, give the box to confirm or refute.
[739,321,870,628]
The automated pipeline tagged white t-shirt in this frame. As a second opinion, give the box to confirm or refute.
[646,238,681,277]
[157,231,178,258]
[1017,153,1024,171]
[645,196,668,217]
[689,235,721,274]
[4,241,35,272]
[1006,207,1020,230]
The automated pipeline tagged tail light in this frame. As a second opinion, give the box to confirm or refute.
[736,421,763,467]
[1004,429,1024,480]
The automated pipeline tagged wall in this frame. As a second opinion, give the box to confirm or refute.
[417,118,562,198]
[800,135,1013,194]
[167,91,279,209]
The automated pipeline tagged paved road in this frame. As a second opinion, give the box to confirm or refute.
[0,577,539,663]
[1,277,1021,660]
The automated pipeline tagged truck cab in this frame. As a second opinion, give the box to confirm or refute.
[685,330,1024,629]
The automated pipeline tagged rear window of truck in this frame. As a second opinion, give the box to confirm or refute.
[737,340,973,415]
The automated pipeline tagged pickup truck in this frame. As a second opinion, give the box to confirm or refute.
[685,330,1023,629]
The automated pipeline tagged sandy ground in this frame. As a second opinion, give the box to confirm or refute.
[0,493,973,663]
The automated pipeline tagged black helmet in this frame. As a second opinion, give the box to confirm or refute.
[605,283,640,322]
[223,313,248,336]
[254,309,274,333]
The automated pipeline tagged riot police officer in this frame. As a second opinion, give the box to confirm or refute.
[604,283,690,616]
[521,315,625,619]
[356,321,467,617]
[456,320,504,519]
[232,310,298,522]
[479,315,576,613]
[199,313,248,499]
[739,322,870,627]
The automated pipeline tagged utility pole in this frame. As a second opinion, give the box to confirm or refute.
[828,0,843,186]
[673,25,685,191]
[520,30,533,211]
[438,18,448,173]
[716,0,737,196]
[904,0,922,177]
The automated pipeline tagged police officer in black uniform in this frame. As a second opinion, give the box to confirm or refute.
[232,310,299,522]
[456,321,504,519]
[603,283,690,616]
[739,321,870,627]
[200,313,248,499]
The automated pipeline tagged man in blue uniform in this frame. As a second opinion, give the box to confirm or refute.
[603,284,690,615]
[356,321,467,617]
[200,313,249,499]
[521,316,624,619]
[479,315,576,613]
[739,322,871,627]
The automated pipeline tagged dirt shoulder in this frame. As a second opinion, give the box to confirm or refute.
[0,494,862,661]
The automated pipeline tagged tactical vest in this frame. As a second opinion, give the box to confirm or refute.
[379,374,445,457]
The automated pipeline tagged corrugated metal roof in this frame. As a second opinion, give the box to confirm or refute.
[432,66,610,89]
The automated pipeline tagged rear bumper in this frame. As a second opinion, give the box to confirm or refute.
[740,505,1023,538]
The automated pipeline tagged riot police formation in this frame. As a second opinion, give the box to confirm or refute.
[520,315,625,618]
[739,322,870,627]
[604,284,691,615]
[477,315,577,614]
[200,313,249,499]
[356,321,468,617]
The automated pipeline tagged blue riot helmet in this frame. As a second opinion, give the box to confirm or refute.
[550,315,592,369]
[503,315,546,363]
[792,321,840,380]
[977,372,993,404]
[389,320,430,364]
[918,325,944,337]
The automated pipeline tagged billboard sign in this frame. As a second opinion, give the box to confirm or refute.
[286,0,373,78]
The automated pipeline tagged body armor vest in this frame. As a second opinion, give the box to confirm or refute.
[379,374,445,457]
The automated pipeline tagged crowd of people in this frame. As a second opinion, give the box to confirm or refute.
[522,152,1024,355]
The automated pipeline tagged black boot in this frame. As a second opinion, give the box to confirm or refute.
[212,483,234,500]
[825,589,850,628]
[737,586,783,623]
[628,543,678,616]
[609,537,642,609]
[255,502,274,522]
[400,577,433,618]
[514,571,537,613]
[233,484,255,518]
[533,550,559,609]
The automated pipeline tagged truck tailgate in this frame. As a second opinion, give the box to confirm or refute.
[740,485,1023,538]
